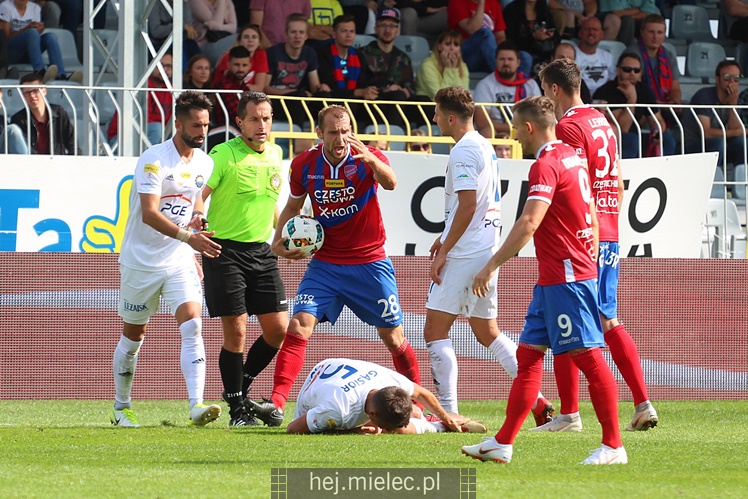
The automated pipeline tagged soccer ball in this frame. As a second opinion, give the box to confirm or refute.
[282,215,324,257]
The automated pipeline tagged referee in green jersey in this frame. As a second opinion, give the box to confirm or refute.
[202,91,288,427]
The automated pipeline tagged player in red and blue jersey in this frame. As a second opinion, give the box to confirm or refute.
[246,105,421,426]
[461,96,626,465]
[537,57,658,433]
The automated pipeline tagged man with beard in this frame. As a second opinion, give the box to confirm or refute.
[111,91,223,428]
[574,17,616,96]
[213,46,254,128]
[201,92,290,428]
[474,40,541,139]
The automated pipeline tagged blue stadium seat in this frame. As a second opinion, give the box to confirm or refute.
[685,41,725,80]
[364,123,406,151]
[393,35,430,74]
[598,40,627,65]
[418,124,451,155]
[92,29,119,73]
[46,81,86,121]
[670,5,715,42]
[353,34,375,50]
[43,28,84,74]
[0,80,26,121]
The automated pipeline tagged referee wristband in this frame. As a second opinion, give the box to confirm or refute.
[176,228,191,243]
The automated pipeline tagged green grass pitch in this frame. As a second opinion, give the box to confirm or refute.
[1,400,747,498]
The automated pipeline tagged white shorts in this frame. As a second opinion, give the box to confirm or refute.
[426,248,498,319]
[119,264,203,325]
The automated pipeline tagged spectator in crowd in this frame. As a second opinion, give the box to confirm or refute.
[536,42,592,103]
[308,0,343,49]
[359,7,429,127]
[107,54,175,147]
[494,132,512,158]
[37,0,106,35]
[338,0,377,34]
[593,51,675,158]
[250,0,311,46]
[626,14,681,123]
[265,14,330,118]
[12,72,79,155]
[233,0,250,26]
[575,17,616,96]
[388,0,449,38]
[213,46,254,127]
[683,60,747,188]
[0,0,82,82]
[190,0,238,47]
[149,0,201,65]
[597,0,659,46]
[408,128,430,153]
[0,88,28,154]
[723,0,748,43]
[503,0,559,74]
[448,0,506,73]
[184,54,213,89]
[416,29,469,100]
[474,40,541,138]
[316,14,378,101]
[213,24,269,92]
[548,0,597,39]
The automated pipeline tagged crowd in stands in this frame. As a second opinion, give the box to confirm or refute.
[2,0,748,160]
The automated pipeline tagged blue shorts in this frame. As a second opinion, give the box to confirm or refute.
[597,242,620,320]
[293,258,403,328]
[520,280,605,354]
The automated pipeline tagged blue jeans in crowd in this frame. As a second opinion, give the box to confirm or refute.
[0,123,29,154]
[462,27,497,73]
[620,130,676,159]
[7,30,66,75]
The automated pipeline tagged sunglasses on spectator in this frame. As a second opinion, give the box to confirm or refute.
[410,143,429,152]
[722,74,742,82]
[619,66,641,74]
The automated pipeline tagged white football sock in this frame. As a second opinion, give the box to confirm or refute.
[487,334,518,379]
[179,318,206,408]
[113,334,142,409]
[427,338,459,413]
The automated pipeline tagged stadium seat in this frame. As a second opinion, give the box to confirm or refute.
[705,198,747,258]
[92,29,119,73]
[44,28,84,74]
[735,163,747,204]
[0,80,26,121]
[670,5,715,42]
[363,123,406,151]
[353,34,375,50]
[598,40,627,65]
[393,35,430,74]
[685,41,725,80]
[94,82,118,127]
[711,164,726,199]
[46,81,86,121]
[418,124,451,155]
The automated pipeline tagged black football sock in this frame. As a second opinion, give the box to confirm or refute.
[242,335,280,395]
[219,348,244,412]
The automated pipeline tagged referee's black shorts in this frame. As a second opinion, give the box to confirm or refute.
[202,239,288,318]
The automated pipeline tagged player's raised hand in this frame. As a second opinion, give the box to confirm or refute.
[348,134,376,163]
[188,231,221,258]
[271,236,308,260]
[472,265,495,298]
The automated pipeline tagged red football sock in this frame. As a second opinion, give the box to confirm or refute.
[495,344,545,444]
[270,331,307,411]
[553,352,580,414]
[605,324,649,405]
[390,338,421,385]
[571,348,622,449]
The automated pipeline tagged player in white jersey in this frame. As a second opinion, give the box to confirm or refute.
[111,91,223,428]
[424,87,554,426]
[288,358,485,434]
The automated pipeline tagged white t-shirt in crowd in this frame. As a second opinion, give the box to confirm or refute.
[575,46,616,96]
[473,74,542,123]
[442,130,501,258]
[119,139,213,271]
[295,358,415,433]
[0,1,41,32]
